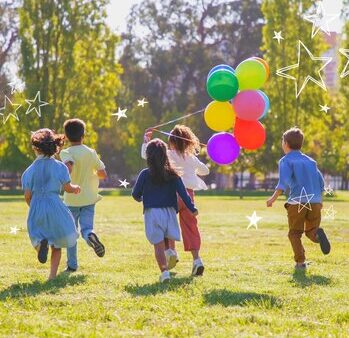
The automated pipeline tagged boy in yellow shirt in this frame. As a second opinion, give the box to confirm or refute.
[60,119,107,271]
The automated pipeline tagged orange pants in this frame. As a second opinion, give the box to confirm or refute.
[178,189,201,251]
[286,203,322,263]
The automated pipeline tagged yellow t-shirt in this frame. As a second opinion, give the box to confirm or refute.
[60,145,105,207]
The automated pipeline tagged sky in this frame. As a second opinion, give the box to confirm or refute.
[106,0,345,33]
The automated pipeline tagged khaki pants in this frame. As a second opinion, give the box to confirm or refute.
[285,203,322,263]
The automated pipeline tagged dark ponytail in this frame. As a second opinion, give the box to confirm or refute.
[31,128,65,157]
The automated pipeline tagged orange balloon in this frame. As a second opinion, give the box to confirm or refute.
[252,57,270,79]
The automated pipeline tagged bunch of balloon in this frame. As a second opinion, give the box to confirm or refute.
[204,58,270,165]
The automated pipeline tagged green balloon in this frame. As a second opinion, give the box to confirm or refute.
[235,59,267,90]
[206,69,239,102]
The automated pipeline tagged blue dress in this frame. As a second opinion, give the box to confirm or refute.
[22,156,78,248]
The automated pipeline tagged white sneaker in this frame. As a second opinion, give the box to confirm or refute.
[165,249,178,270]
[159,270,171,283]
[192,258,204,276]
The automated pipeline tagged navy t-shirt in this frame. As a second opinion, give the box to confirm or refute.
[132,168,197,213]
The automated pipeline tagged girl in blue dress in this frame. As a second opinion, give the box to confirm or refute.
[22,129,80,280]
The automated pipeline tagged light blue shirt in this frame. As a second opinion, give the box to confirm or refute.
[276,151,324,203]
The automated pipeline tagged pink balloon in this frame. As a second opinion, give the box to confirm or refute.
[232,90,265,121]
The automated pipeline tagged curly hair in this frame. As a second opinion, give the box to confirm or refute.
[168,124,200,156]
[146,138,179,184]
[31,128,65,157]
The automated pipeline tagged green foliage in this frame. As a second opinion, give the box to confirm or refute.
[107,0,263,177]
[261,0,331,174]
[337,2,349,186]
[0,0,122,171]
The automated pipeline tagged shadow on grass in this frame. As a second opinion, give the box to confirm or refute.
[203,289,282,308]
[0,197,24,203]
[291,269,332,287]
[0,273,86,300]
[125,276,193,296]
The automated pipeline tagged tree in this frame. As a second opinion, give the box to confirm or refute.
[101,0,263,179]
[0,0,19,100]
[337,0,349,188]
[0,0,122,171]
[260,0,331,176]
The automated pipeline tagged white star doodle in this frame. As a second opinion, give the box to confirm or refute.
[137,98,148,107]
[290,187,315,212]
[319,104,330,114]
[25,91,49,117]
[323,205,337,220]
[246,211,262,230]
[339,48,349,79]
[8,80,25,94]
[273,31,284,44]
[324,185,334,196]
[303,1,339,38]
[112,107,128,121]
[0,95,21,124]
[10,226,20,235]
[276,40,332,98]
[119,179,130,188]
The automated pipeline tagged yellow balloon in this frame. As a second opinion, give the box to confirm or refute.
[204,101,236,132]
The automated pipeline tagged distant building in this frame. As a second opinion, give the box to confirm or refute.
[323,32,341,91]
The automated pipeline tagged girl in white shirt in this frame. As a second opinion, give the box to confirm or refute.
[142,125,209,276]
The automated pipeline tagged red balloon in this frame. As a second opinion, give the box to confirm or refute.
[234,118,266,150]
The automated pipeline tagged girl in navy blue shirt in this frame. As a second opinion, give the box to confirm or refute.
[132,139,198,283]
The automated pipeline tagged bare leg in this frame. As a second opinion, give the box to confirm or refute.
[191,249,199,260]
[166,238,176,250]
[154,241,168,272]
[49,247,61,280]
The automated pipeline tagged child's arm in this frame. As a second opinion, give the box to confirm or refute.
[97,169,107,180]
[175,178,198,215]
[132,170,146,202]
[267,189,283,207]
[64,161,74,174]
[267,159,291,207]
[317,168,325,192]
[194,156,210,176]
[63,183,81,194]
[141,129,153,160]
[24,190,32,206]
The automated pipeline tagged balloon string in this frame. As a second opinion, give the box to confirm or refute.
[152,128,207,147]
[149,108,205,130]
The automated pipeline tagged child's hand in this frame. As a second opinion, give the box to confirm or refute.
[192,210,199,216]
[266,198,274,207]
[73,185,81,194]
[144,129,153,143]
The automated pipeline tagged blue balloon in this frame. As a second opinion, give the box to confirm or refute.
[258,90,270,119]
[207,64,235,79]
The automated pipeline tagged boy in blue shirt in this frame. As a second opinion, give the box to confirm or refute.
[267,127,330,269]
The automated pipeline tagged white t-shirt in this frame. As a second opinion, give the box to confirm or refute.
[141,143,209,191]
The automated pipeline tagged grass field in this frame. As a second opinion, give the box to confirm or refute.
[0,192,348,337]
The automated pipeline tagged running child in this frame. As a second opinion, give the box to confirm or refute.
[133,138,198,283]
[60,119,107,272]
[22,129,80,280]
[266,127,331,269]
[142,125,209,276]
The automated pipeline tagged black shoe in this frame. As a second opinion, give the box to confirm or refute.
[37,239,49,264]
[87,233,105,257]
[64,266,77,273]
[316,228,331,255]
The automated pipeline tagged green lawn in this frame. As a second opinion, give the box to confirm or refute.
[0,193,348,337]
